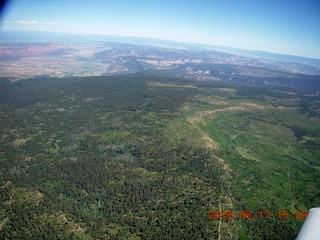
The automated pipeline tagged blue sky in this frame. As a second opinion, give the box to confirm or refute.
[1,0,319,58]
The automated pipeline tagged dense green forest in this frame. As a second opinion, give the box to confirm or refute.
[0,75,319,239]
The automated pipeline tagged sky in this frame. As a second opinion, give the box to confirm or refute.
[0,0,319,58]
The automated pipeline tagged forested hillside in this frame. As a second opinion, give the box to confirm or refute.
[0,75,319,239]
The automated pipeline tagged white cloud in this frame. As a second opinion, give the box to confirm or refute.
[19,20,37,25]
[43,21,57,25]
[4,20,37,25]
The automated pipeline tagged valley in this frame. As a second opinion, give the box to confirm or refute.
[1,32,320,95]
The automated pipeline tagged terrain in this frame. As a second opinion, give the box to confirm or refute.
[1,31,320,94]
[0,31,320,239]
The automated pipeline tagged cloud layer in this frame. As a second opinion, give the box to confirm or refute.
[5,20,37,25]
[5,20,57,25]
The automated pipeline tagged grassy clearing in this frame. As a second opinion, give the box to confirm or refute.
[201,108,320,209]
[182,86,320,238]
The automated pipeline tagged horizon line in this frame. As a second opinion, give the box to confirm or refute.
[1,29,320,61]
